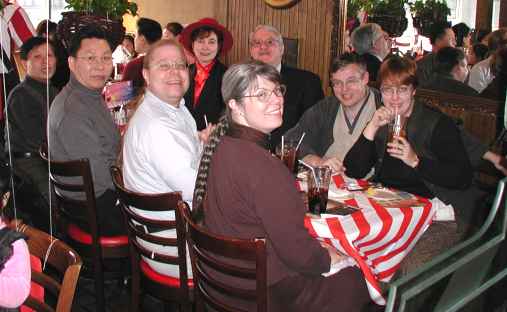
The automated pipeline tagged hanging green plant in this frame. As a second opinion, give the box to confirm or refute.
[368,0,409,37]
[64,0,138,20]
[410,0,450,37]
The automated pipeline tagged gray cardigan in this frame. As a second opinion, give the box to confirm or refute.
[48,75,120,198]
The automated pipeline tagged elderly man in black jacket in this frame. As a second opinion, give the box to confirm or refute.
[249,24,324,148]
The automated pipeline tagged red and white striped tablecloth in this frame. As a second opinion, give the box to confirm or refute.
[303,175,436,305]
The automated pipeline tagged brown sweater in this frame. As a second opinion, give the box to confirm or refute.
[204,124,330,286]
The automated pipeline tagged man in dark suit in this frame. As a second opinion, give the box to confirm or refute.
[421,46,478,96]
[351,23,391,82]
[249,25,324,147]
[416,22,456,84]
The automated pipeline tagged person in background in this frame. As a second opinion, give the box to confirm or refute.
[163,21,195,64]
[284,53,382,172]
[35,19,69,90]
[0,197,30,309]
[452,22,472,51]
[351,23,391,82]
[122,39,212,278]
[122,18,162,94]
[249,24,324,148]
[416,21,456,83]
[180,18,233,130]
[5,37,57,232]
[421,46,478,96]
[481,47,507,137]
[193,60,372,311]
[48,25,124,236]
[467,43,489,67]
[482,47,507,102]
[163,22,183,40]
[468,28,507,93]
[473,28,490,45]
[112,34,136,66]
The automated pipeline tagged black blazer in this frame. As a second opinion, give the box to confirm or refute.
[270,64,324,147]
[362,53,382,82]
[184,61,227,130]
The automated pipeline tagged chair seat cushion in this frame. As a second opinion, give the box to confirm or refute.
[140,259,194,288]
[67,223,128,247]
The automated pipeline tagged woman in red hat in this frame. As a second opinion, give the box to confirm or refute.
[180,18,233,130]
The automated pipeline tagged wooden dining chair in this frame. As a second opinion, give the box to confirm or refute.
[10,222,82,312]
[39,148,129,312]
[385,177,507,311]
[110,166,193,312]
[177,202,268,312]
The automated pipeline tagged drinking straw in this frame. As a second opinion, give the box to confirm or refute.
[295,132,306,152]
[281,135,285,161]
[204,115,209,128]
[298,159,319,188]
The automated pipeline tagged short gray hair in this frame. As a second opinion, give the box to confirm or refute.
[222,60,282,107]
[249,24,283,46]
[351,23,383,55]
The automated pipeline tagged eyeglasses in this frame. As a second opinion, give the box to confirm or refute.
[250,38,280,48]
[380,85,412,97]
[76,55,113,65]
[243,85,286,103]
[151,62,188,71]
[330,77,363,89]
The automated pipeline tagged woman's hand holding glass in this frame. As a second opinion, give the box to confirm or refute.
[387,136,420,168]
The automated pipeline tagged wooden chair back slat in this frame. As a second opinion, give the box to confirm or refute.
[415,88,500,144]
[178,202,268,312]
[39,148,128,312]
[110,166,192,311]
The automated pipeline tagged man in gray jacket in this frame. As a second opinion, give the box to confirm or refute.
[48,25,123,236]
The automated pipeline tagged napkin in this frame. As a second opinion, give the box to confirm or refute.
[431,197,455,221]
[322,256,357,277]
[328,183,352,201]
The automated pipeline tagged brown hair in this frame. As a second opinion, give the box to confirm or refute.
[378,55,418,88]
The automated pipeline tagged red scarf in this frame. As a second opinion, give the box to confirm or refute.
[193,60,216,107]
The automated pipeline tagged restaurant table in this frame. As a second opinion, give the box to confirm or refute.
[302,174,436,305]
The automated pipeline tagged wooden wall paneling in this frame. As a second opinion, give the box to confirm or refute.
[501,0,507,28]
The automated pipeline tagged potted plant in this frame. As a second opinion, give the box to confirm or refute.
[57,0,138,50]
[367,0,409,37]
[410,0,450,37]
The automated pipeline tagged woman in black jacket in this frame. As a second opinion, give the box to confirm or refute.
[180,18,233,130]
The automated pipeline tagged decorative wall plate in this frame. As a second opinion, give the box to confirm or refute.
[264,0,299,8]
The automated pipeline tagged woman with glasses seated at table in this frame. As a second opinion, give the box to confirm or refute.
[192,61,373,311]
[344,56,481,272]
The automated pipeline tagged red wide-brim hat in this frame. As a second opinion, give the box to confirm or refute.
[180,18,233,56]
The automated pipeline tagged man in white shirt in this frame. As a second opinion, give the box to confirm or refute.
[122,39,212,278]
[468,28,507,93]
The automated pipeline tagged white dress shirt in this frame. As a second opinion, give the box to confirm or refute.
[122,90,200,278]
[468,56,494,93]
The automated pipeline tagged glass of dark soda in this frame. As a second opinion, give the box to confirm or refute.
[307,166,332,214]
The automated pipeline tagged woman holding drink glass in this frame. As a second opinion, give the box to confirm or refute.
[193,61,373,311]
[344,56,481,273]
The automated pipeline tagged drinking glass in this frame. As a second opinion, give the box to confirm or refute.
[276,140,298,173]
[307,166,332,214]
